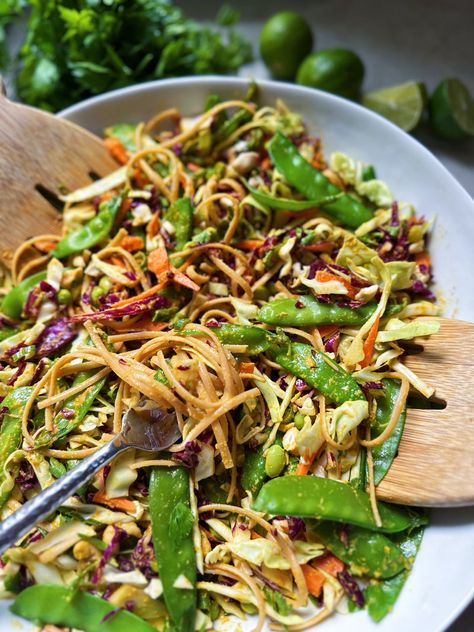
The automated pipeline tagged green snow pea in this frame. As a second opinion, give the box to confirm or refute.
[214,108,252,143]
[186,323,275,355]
[10,585,155,632]
[362,165,376,181]
[274,342,365,404]
[312,522,407,578]
[51,195,123,259]
[247,184,342,211]
[150,466,197,632]
[34,370,107,448]
[259,296,378,327]
[365,525,425,621]
[164,197,194,266]
[268,132,373,228]
[369,379,407,485]
[1,270,47,320]
[0,386,33,508]
[253,476,427,533]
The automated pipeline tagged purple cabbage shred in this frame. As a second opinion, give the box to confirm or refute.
[324,331,340,353]
[92,526,126,584]
[70,294,169,323]
[172,441,201,468]
[336,569,365,607]
[15,461,38,493]
[35,318,76,357]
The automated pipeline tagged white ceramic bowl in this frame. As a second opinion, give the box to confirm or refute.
[3,77,474,631]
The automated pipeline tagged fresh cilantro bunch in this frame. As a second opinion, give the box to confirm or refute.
[4,0,252,111]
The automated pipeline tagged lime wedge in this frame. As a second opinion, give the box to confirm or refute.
[429,78,474,141]
[362,81,426,131]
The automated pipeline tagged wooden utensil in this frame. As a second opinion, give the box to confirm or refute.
[376,317,474,507]
[0,79,117,267]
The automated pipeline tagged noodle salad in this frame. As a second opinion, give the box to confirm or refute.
[0,88,440,632]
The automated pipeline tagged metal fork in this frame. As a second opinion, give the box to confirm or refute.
[0,400,181,555]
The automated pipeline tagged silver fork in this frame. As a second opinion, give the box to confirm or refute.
[0,400,181,555]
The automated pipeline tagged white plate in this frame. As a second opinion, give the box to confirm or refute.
[3,77,474,632]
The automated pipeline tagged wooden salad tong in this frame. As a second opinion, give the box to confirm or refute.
[1,83,473,507]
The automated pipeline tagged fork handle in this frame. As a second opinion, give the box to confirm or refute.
[0,437,125,555]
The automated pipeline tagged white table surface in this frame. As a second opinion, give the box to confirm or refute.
[4,1,474,629]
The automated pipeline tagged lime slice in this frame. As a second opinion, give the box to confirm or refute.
[429,78,474,141]
[362,81,426,131]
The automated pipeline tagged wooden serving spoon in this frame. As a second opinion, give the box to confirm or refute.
[1,86,472,507]
[0,79,117,266]
[376,317,474,507]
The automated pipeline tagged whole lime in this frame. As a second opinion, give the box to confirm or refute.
[260,11,313,81]
[429,78,474,141]
[296,48,365,100]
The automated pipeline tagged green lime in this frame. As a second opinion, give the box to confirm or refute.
[429,78,474,141]
[260,11,313,81]
[362,81,426,131]
[296,48,364,100]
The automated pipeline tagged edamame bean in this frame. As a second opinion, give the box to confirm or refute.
[265,445,286,478]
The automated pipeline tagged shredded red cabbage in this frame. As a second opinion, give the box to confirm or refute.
[324,331,340,353]
[70,294,169,322]
[336,569,365,607]
[15,461,38,493]
[35,318,76,357]
[172,441,201,468]
[131,535,157,580]
[92,526,126,584]
[411,280,436,301]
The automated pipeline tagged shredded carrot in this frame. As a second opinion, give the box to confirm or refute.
[317,324,339,338]
[172,270,200,292]
[260,157,271,170]
[360,314,381,368]
[147,212,160,238]
[415,251,431,269]
[120,235,144,252]
[187,162,200,172]
[104,137,128,165]
[92,490,136,513]
[34,239,57,253]
[99,192,113,202]
[239,361,255,374]
[302,241,337,253]
[313,553,345,577]
[112,256,195,308]
[295,448,317,476]
[147,247,170,276]
[109,255,126,268]
[301,564,326,597]
[236,239,264,251]
[133,167,147,189]
[315,270,357,299]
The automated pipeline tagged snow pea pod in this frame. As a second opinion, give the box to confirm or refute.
[370,379,407,485]
[312,522,407,579]
[253,476,427,533]
[10,585,155,632]
[259,296,378,327]
[248,184,342,211]
[149,466,197,632]
[268,132,373,229]
[164,197,193,266]
[274,342,366,404]
[0,386,33,508]
[51,195,123,259]
[34,370,107,448]
[1,270,47,320]
[186,323,276,355]
[365,525,425,621]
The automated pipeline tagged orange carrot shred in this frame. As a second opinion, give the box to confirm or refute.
[314,553,345,577]
[147,213,160,238]
[120,235,144,252]
[92,490,135,513]
[104,137,128,165]
[415,251,431,270]
[360,314,381,368]
[236,239,265,251]
[260,157,271,170]
[147,247,170,276]
[34,239,57,253]
[318,324,339,338]
[172,270,200,292]
[315,270,357,299]
[301,564,326,597]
